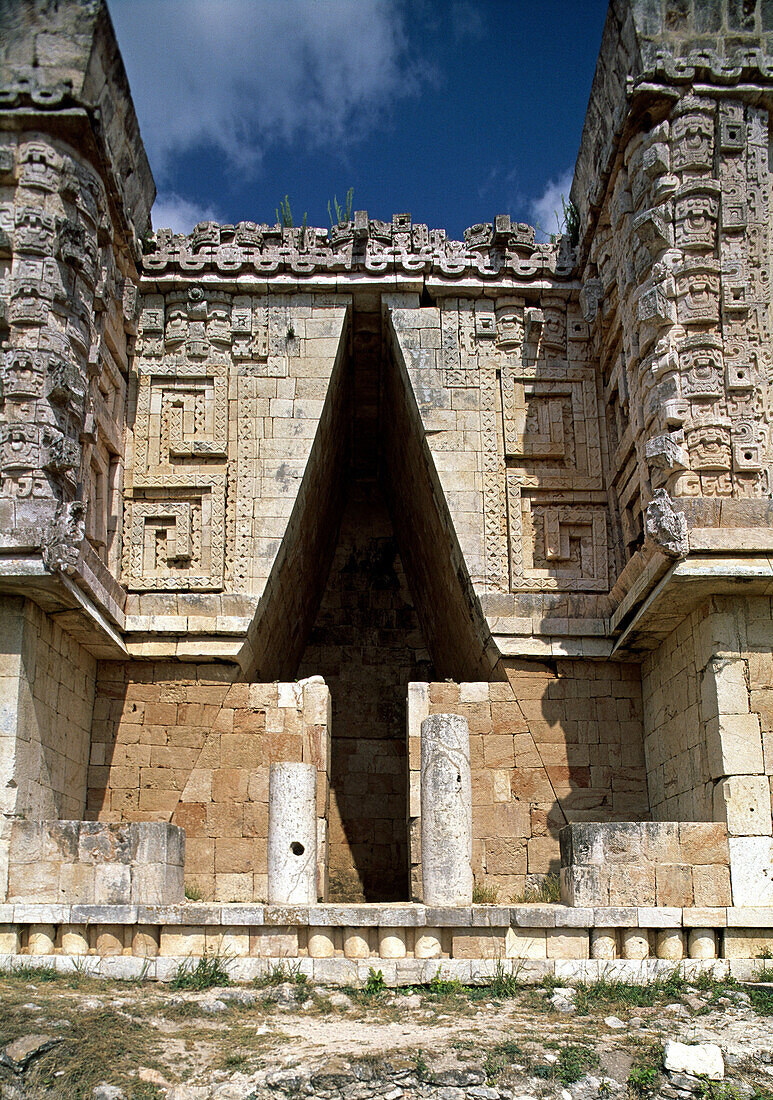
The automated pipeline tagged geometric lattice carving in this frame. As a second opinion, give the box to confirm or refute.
[134,360,227,469]
[501,363,603,490]
[125,474,226,590]
[507,479,608,591]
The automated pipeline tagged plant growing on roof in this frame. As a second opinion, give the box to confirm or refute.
[328,187,354,228]
[276,195,307,229]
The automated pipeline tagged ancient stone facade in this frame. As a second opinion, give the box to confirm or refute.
[1,0,773,976]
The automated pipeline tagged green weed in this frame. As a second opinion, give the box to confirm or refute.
[170,950,231,991]
[573,969,685,1013]
[363,967,386,996]
[428,970,464,996]
[472,880,499,904]
[628,1065,659,1096]
[517,873,561,903]
[276,195,307,229]
[413,1048,430,1082]
[534,1044,599,1085]
[254,961,304,987]
[328,188,354,228]
[483,1039,529,1082]
[488,960,520,998]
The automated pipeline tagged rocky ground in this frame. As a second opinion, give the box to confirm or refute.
[1,962,772,1100]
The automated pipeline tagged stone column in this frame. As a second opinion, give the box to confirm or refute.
[420,713,473,906]
[267,762,317,904]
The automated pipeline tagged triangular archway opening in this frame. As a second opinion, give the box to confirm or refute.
[246,294,493,901]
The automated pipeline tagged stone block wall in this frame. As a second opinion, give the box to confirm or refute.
[560,821,732,908]
[407,661,647,901]
[7,821,184,905]
[643,596,773,905]
[0,598,96,900]
[642,609,713,821]
[87,664,330,902]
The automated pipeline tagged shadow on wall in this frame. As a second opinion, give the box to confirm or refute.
[414,660,648,901]
[297,478,435,902]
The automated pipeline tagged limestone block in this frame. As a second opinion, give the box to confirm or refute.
[420,714,473,906]
[414,928,442,958]
[590,929,617,960]
[723,929,773,960]
[27,924,55,955]
[61,925,89,955]
[655,929,684,961]
[678,822,729,865]
[251,928,299,958]
[706,714,763,779]
[692,865,732,908]
[685,908,726,928]
[94,863,131,906]
[656,864,693,907]
[0,924,19,953]
[700,658,749,721]
[621,928,649,960]
[609,864,656,907]
[688,928,717,960]
[663,1040,723,1081]
[453,928,507,959]
[505,928,547,960]
[308,927,336,958]
[560,865,610,907]
[715,777,772,836]
[378,928,406,959]
[131,926,159,958]
[214,927,249,957]
[267,762,317,904]
[343,927,370,959]
[159,925,206,955]
[58,863,96,904]
[729,836,773,905]
[8,861,59,900]
[94,925,125,956]
[546,929,589,960]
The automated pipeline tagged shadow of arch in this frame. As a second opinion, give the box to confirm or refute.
[238,295,498,900]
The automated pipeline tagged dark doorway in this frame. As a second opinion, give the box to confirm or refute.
[296,304,434,901]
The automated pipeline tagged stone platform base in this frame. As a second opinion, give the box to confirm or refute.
[0,953,769,986]
[1,902,773,983]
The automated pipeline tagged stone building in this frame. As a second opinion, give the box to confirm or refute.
[0,0,772,979]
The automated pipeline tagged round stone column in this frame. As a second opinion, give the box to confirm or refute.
[420,713,473,906]
[268,762,317,904]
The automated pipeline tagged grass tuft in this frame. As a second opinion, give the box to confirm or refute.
[533,1044,599,1085]
[517,873,561,903]
[483,1039,528,1082]
[472,880,500,904]
[170,950,231,991]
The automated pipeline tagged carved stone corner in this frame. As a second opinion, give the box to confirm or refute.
[644,489,688,560]
[41,501,86,576]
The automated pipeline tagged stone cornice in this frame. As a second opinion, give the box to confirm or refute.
[140,215,577,285]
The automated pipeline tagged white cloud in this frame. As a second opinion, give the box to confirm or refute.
[529,168,574,241]
[107,0,423,180]
[152,192,222,234]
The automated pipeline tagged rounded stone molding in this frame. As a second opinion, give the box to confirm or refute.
[590,928,617,960]
[688,927,717,960]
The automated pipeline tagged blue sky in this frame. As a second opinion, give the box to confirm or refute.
[107,0,609,240]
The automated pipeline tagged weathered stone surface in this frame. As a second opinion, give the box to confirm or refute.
[663,1039,724,1080]
[1,0,773,928]
[420,715,473,907]
[267,763,317,905]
